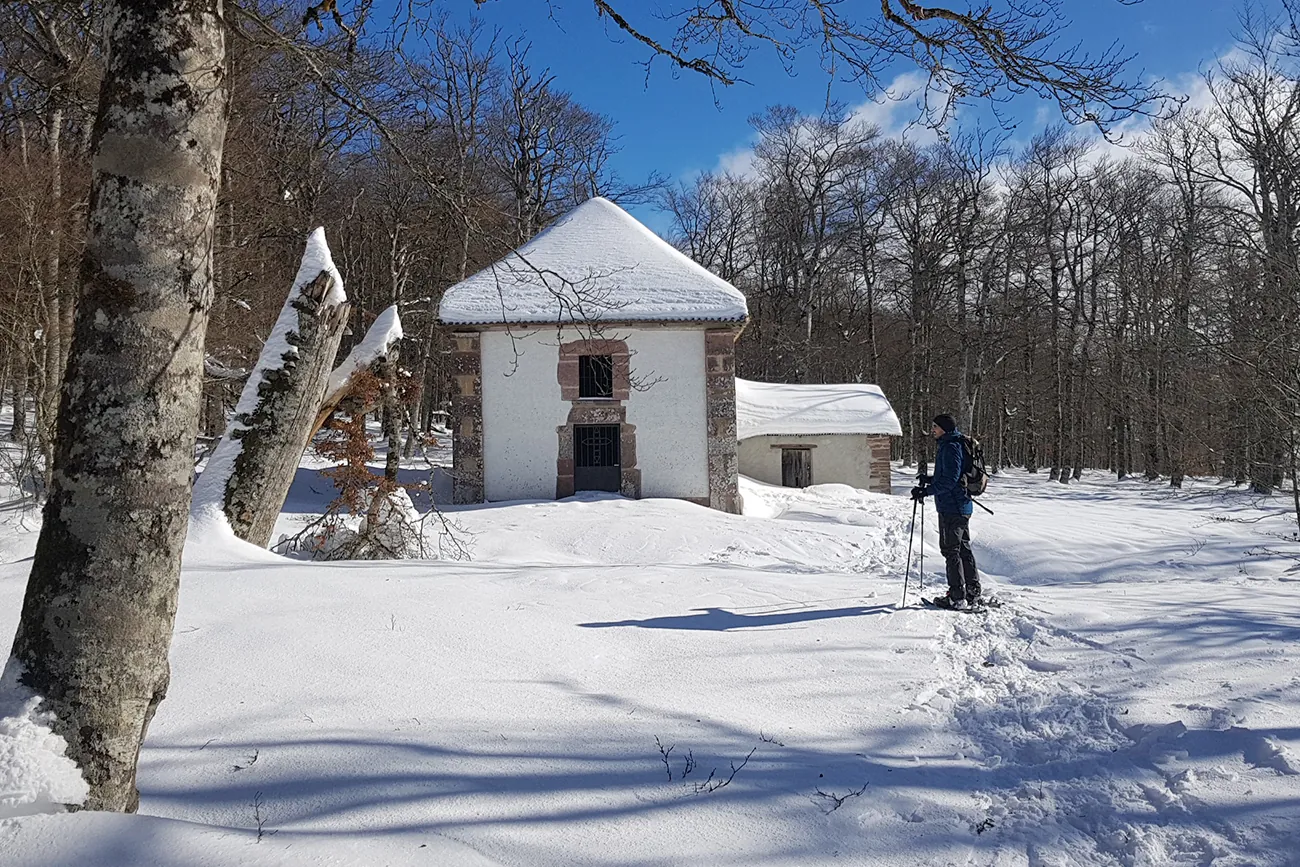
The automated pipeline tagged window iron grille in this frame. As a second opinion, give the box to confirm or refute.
[578,354,614,398]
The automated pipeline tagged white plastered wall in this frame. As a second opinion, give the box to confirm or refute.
[738,434,874,490]
[480,330,568,501]
[480,326,709,502]
[625,329,708,499]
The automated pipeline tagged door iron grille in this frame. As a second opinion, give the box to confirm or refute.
[574,424,621,492]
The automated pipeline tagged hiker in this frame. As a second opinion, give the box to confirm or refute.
[911,413,981,609]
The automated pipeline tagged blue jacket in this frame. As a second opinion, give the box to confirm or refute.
[929,430,972,516]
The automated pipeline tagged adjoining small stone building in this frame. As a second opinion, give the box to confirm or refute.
[438,197,749,512]
[735,379,901,494]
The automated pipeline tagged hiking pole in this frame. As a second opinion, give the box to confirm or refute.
[901,459,929,608]
[973,499,995,516]
[901,495,919,607]
[916,460,927,602]
[918,496,925,600]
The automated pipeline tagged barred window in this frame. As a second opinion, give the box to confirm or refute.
[579,354,614,398]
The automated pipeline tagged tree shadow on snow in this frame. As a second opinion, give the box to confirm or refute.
[131,611,1300,867]
[1066,598,1300,655]
[135,720,1010,864]
[274,466,436,514]
[136,707,1300,866]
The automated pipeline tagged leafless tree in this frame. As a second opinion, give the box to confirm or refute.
[530,0,1168,131]
[6,0,229,812]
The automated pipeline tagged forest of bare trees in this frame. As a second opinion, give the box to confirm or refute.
[2,5,1299,503]
[0,5,659,496]
[667,14,1300,500]
[0,4,675,808]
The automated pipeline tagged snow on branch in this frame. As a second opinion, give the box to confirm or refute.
[313,305,404,433]
[192,228,349,544]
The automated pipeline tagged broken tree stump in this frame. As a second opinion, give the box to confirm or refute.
[193,228,350,547]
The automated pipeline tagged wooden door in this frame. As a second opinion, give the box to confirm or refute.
[781,448,812,487]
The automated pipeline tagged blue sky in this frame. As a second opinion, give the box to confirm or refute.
[440,0,1258,226]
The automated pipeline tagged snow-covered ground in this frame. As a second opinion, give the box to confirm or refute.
[2,463,1298,866]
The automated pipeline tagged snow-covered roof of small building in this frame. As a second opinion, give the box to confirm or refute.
[735,379,903,439]
[438,197,749,325]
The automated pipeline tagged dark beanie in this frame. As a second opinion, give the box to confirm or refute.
[933,413,957,433]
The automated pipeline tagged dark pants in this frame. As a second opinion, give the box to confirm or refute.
[938,512,980,602]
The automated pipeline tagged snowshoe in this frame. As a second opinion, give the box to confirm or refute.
[922,595,1002,612]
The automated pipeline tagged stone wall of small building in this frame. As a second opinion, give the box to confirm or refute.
[449,332,484,505]
[477,329,572,502]
[866,434,893,493]
[704,329,741,513]
[623,329,710,501]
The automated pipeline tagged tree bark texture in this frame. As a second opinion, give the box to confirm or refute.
[7,0,228,813]
[9,361,31,442]
[381,346,402,484]
[216,271,349,548]
[312,309,404,437]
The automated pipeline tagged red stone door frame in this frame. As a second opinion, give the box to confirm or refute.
[556,338,641,499]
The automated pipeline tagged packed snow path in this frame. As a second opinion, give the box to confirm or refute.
[2,469,1298,865]
[926,597,1297,866]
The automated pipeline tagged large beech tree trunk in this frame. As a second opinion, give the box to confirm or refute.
[198,249,349,548]
[5,1,228,812]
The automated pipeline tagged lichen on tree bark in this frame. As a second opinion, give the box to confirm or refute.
[5,0,229,812]
[215,268,350,548]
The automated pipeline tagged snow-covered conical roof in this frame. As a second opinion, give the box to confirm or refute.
[735,379,903,438]
[438,197,749,325]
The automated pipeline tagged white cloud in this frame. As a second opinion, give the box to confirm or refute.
[708,70,944,179]
[846,70,945,144]
[717,144,758,177]
[1070,47,1247,170]
[990,45,1246,177]
[703,48,1247,185]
